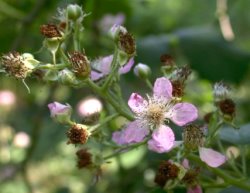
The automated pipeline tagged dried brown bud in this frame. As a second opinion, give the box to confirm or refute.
[154,161,180,187]
[67,124,90,145]
[76,149,92,169]
[182,167,200,186]
[69,51,90,78]
[174,66,192,81]
[40,24,62,38]
[160,54,175,66]
[218,98,235,116]
[1,52,36,79]
[171,80,184,97]
[183,125,205,150]
[118,31,136,56]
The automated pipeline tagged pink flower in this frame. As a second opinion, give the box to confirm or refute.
[199,147,227,167]
[48,102,72,124]
[112,77,198,153]
[99,13,125,33]
[91,55,134,81]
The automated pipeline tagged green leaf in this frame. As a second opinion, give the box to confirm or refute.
[239,123,250,144]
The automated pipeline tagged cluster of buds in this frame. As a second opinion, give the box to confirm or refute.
[1,52,39,79]
[213,82,236,120]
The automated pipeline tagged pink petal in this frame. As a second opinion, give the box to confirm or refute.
[112,121,149,145]
[153,77,173,99]
[147,125,175,153]
[48,102,71,117]
[119,58,134,74]
[112,131,125,145]
[182,158,190,169]
[166,103,198,126]
[91,71,104,81]
[199,147,227,168]
[100,55,113,75]
[123,121,149,143]
[187,185,203,193]
[128,93,146,113]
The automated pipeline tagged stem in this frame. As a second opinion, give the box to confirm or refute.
[89,113,119,133]
[87,79,134,121]
[73,22,81,51]
[103,138,149,160]
[101,48,119,91]
[59,46,69,64]
[145,79,153,89]
[36,63,68,70]
[240,145,247,176]
[207,121,223,145]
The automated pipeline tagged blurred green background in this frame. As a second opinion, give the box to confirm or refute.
[0,0,250,193]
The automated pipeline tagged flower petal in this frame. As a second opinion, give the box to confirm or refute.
[166,103,198,126]
[199,147,227,167]
[187,185,203,193]
[153,77,172,99]
[112,121,149,145]
[119,58,134,74]
[48,102,71,117]
[147,125,175,153]
[91,71,104,81]
[112,131,125,145]
[128,93,146,113]
[123,121,149,143]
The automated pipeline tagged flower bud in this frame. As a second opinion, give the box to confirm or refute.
[67,123,90,145]
[66,4,83,21]
[58,68,79,86]
[48,102,72,124]
[76,149,92,169]
[154,161,180,187]
[69,51,90,79]
[134,63,151,79]
[109,24,127,40]
[183,125,205,151]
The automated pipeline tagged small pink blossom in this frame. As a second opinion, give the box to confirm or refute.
[112,77,198,153]
[99,13,125,33]
[48,102,72,124]
[91,55,134,81]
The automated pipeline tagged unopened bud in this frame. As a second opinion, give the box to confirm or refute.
[134,63,151,79]
[66,4,84,21]
[48,102,72,124]
[109,24,127,40]
[58,68,79,85]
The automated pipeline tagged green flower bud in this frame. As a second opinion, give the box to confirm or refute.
[58,68,79,85]
[133,63,151,79]
[66,4,83,21]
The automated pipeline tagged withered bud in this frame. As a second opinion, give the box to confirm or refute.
[67,124,90,145]
[183,125,205,151]
[218,98,235,117]
[213,82,230,101]
[182,167,200,186]
[40,24,62,38]
[118,31,136,56]
[82,112,100,125]
[154,161,180,187]
[69,51,90,78]
[160,54,175,67]
[173,65,192,82]
[1,52,37,79]
[171,80,184,98]
[76,149,92,169]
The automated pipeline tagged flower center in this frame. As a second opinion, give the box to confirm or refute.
[146,103,165,126]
